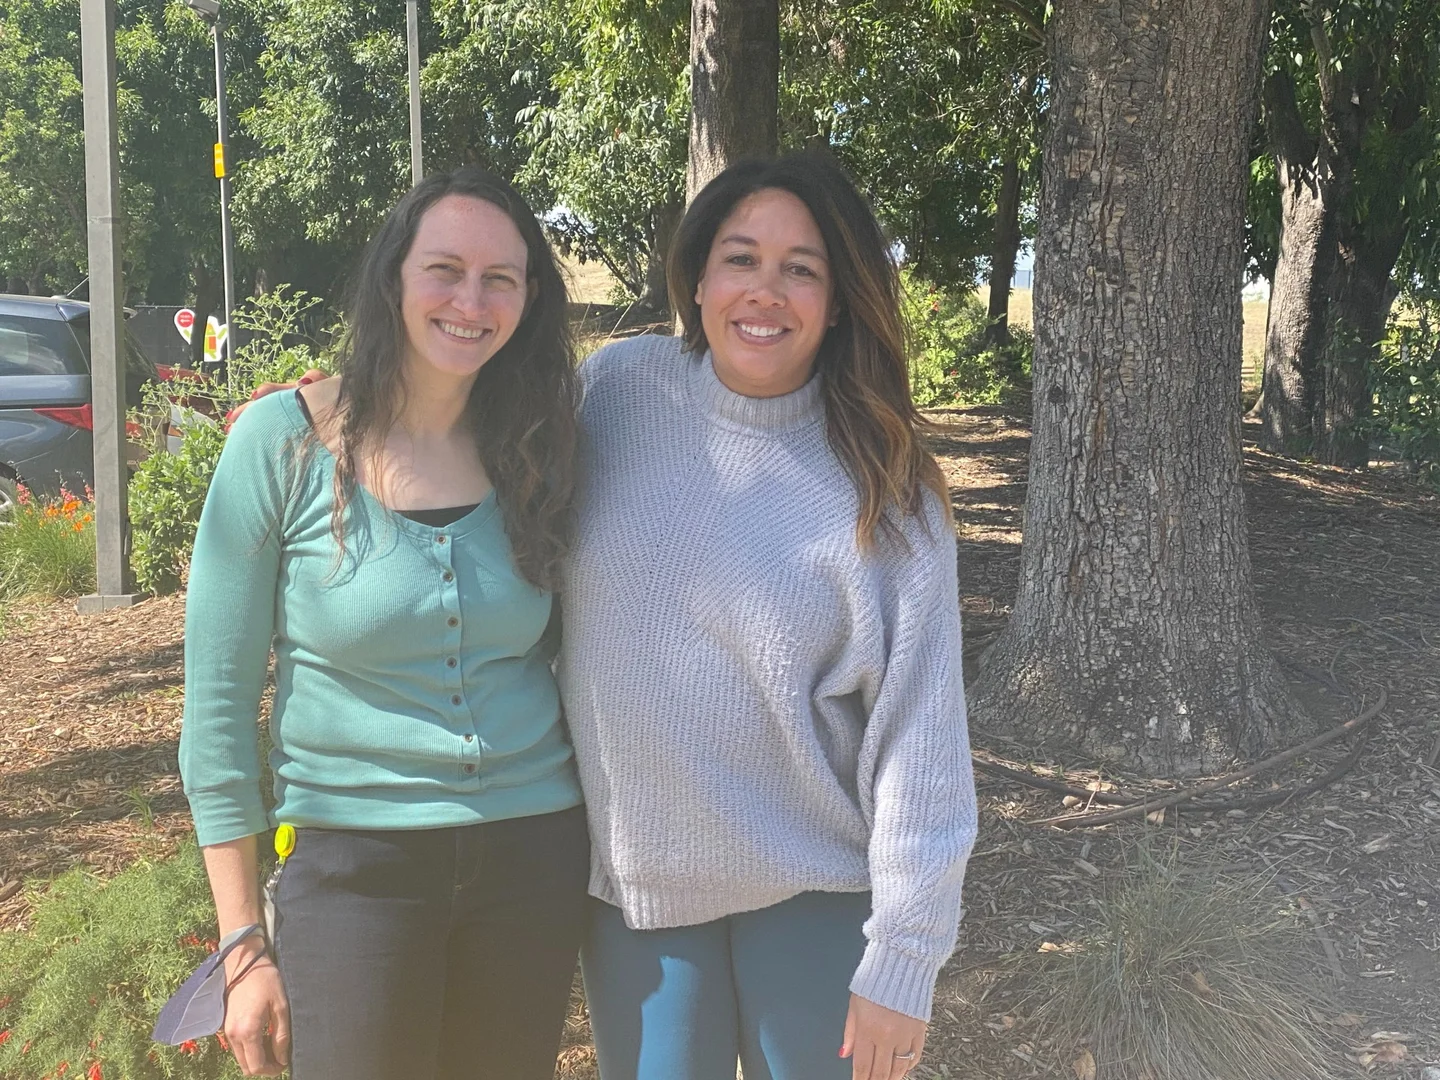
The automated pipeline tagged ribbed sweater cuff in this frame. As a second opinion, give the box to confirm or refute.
[850,940,945,1022]
[186,783,270,847]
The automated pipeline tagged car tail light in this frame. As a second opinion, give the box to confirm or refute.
[36,404,143,439]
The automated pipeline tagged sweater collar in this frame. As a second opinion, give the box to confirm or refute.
[687,348,825,433]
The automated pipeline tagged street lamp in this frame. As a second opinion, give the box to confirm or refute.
[407,0,422,184]
[185,0,235,365]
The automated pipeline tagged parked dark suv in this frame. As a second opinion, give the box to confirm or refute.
[0,294,157,517]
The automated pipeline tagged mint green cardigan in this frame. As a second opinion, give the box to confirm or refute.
[178,391,582,847]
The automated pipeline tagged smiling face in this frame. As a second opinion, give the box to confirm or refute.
[695,187,838,398]
[398,194,531,382]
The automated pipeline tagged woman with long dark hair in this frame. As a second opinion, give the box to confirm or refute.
[179,166,588,1080]
[561,153,977,1080]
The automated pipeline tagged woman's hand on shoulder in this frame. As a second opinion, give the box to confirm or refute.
[842,993,927,1080]
[224,369,332,429]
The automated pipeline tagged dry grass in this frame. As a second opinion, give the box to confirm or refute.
[1007,842,1343,1080]
[1243,299,1268,389]
[972,286,1033,331]
[559,255,621,307]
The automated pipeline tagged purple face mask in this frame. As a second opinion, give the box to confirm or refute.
[152,923,267,1046]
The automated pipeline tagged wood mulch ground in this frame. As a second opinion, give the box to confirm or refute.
[2,409,1437,1079]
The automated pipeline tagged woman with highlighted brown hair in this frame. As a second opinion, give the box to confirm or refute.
[179,167,589,1080]
[226,153,976,1080]
[561,153,977,1080]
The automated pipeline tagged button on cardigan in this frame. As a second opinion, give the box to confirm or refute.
[179,391,581,847]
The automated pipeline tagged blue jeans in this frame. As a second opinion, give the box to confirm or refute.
[272,807,589,1080]
[581,891,871,1080]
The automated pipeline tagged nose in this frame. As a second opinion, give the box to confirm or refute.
[450,271,488,319]
[745,264,785,307]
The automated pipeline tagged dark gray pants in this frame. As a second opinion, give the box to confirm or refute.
[273,807,589,1080]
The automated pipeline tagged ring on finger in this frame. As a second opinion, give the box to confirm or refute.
[895,1050,916,1060]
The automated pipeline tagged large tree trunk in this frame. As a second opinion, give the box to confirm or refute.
[638,198,683,315]
[984,155,1023,348]
[1312,210,1408,465]
[686,0,779,203]
[1260,32,1380,460]
[968,0,1307,776]
[1259,70,1337,455]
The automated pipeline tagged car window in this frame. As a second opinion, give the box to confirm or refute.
[124,333,156,380]
[0,315,84,377]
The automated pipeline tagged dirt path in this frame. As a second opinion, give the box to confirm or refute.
[2,410,1437,1078]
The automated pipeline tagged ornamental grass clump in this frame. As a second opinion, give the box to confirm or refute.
[0,841,241,1080]
[1010,842,1342,1080]
[0,485,96,602]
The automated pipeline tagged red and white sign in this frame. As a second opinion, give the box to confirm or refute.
[174,308,196,344]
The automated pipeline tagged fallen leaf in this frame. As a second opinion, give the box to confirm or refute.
[1075,859,1101,877]
[1369,1041,1408,1065]
[1186,970,1214,997]
[1072,1048,1097,1080]
[45,656,67,664]
[1146,807,1166,825]
[1062,795,1083,808]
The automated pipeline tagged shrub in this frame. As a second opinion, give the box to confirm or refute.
[1369,295,1440,486]
[1006,842,1340,1080]
[128,421,227,596]
[125,285,335,596]
[0,485,96,601]
[901,271,1029,407]
[0,841,241,1080]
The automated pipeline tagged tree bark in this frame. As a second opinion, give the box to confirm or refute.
[638,198,683,315]
[1259,71,1336,455]
[1260,25,1382,460]
[686,0,779,203]
[968,0,1307,776]
[1313,207,1407,466]
[985,155,1023,347]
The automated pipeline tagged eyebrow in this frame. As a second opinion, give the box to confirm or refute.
[717,234,828,261]
[416,251,526,274]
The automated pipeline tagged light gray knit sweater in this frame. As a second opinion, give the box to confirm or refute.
[558,334,978,1021]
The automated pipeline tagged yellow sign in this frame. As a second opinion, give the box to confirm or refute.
[213,142,227,179]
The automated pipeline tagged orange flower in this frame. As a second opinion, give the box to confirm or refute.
[178,1040,198,1055]
[87,1065,103,1080]
[62,499,80,515]
[0,1030,11,1046]
[73,522,84,532]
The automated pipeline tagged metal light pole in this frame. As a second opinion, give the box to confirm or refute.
[77,0,140,610]
[407,0,423,184]
[186,0,235,364]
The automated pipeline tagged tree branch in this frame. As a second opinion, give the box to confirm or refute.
[1263,67,1317,168]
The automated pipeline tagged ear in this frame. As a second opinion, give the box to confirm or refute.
[694,270,707,309]
[523,277,539,317]
[827,291,842,328]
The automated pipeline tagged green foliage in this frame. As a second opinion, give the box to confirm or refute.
[129,418,226,596]
[784,0,1046,289]
[902,271,1029,407]
[0,485,95,601]
[1368,296,1440,485]
[0,841,240,1080]
[128,284,329,594]
[223,286,336,402]
[515,0,689,304]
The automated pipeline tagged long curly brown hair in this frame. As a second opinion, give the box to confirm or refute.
[668,153,947,547]
[327,166,577,589]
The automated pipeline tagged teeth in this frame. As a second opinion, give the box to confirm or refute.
[439,322,486,340]
[738,324,784,338]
